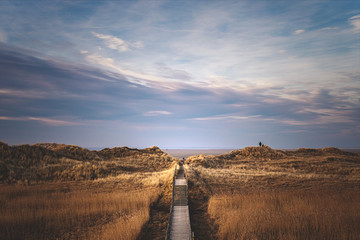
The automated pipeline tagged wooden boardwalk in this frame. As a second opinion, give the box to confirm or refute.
[166,164,192,240]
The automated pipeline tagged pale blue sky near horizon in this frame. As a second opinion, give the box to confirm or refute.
[0,0,359,149]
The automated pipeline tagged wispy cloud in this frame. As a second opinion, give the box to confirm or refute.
[144,111,172,116]
[156,63,192,81]
[92,32,143,52]
[279,115,355,126]
[0,89,47,98]
[294,29,305,35]
[320,27,338,31]
[191,114,261,121]
[83,52,188,90]
[0,28,7,43]
[349,15,360,33]
[0,116,78,126]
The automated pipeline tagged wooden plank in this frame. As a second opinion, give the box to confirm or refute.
[167,164,192,240]
[170,206,191,240]
[175,179,186,185]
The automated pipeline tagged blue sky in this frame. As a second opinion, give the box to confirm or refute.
[0,0,359,149]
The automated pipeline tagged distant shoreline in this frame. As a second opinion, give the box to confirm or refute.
[163,149,234,159]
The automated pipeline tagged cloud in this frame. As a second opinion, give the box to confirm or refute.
[144,111,172,116]
[0,29,7,43]
[156,63,192,81]
[84,52,188,90]
[0,88,47,98]
[0,116,78,126]
[0,45,168,123]
[92,32,143,52]
[86,53,115,66]
[349,15,360,33]
[279,114,355,126]
[190,113,263,121]
[320,27,338,31]
[294,29,305,35]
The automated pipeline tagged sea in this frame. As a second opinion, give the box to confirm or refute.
[88,147,360,159]
[162,149,235,159]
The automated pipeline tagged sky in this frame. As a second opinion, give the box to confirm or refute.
[0,0,359,149]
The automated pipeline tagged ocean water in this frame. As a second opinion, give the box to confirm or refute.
[162,149,235,159]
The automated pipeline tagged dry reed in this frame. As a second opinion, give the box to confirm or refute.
[0,183,160,240]
[208,190,360,240]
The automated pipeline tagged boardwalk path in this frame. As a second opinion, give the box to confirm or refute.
[166,164,192,240]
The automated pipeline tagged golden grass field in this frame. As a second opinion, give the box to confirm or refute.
[0,184,157,239]
[0,167,175,240]
[208,190,360,240]
[0,142,176,240]
[1,143,360,239]
[186,146,360,240]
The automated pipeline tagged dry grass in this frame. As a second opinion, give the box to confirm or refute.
[208,190,360,240]
[0,165,176,240]
[0,142,177,239]
[0,183,158,240]
[186,147,360,192]
[0,142,176,184]
[186,147,360,239]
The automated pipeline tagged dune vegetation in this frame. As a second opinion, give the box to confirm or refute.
[1,142,360,239]
[0,141,176,240]
[0,141,175,184]
[186,146,360,240]
[208,190,360,240]
[0,184,159,240]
